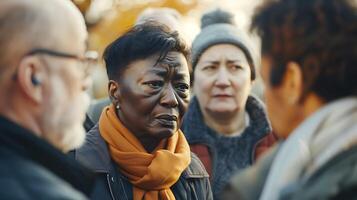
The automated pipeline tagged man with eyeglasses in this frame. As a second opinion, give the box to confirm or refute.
[0,0,97,199]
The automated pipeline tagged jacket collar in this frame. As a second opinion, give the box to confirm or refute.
[0,115,96,197]
[76,124,113,173]
[182,95,272,144]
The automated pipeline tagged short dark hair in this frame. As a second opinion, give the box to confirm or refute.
[103,22,190,81]
[251,0,357,102]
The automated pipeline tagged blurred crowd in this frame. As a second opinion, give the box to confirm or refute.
[0,0,356,200]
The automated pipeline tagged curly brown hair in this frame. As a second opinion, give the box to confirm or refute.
[251,0,357,102]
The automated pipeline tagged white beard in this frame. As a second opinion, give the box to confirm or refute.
[42,78,90,152]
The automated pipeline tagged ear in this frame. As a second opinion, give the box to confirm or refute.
[108,80,121,105]
[16,56,45,104]
[280,62,303,105]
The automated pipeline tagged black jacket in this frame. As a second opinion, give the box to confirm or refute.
[75,124,213,200]
[0,116,96,199]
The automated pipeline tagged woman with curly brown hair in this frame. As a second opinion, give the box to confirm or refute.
[222,0,357,199]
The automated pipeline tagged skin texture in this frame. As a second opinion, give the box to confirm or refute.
[193,44,252,135]
[109,51,190,152]
[0,0,90,152]
[261,56,325,139]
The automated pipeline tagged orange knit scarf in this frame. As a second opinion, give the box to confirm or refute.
[99,105,191,200]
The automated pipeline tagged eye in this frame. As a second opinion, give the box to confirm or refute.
[230,65,243,71]
[145,81,164,89]
[202,65,217,71]
[175,83,190,92]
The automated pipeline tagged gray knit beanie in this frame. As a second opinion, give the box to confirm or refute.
[191,9,256,80]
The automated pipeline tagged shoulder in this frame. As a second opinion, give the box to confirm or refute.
[222,144,280,200]
[254,132,278,161]
[0,149,86,200]
[173,153,212,199]
[75,124,113,174]
[283,145,357,200]
[183,153,210,179]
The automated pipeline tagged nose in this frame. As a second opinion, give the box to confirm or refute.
[160,85,179,108]
[214,67,231,88]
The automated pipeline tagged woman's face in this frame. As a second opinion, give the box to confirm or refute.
[115,51,190,140]
[193,44,252,118]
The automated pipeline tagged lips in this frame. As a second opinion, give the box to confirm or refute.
[156,114,178,121]
[156,114,178,127]
[213,94,232,97]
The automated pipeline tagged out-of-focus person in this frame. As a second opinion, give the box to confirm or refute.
[222,0,357,199]
[135,7,182,32]
[181,8,276,199]
[75,23,213,200]
[0,0,97,199]
[85,7,185,132]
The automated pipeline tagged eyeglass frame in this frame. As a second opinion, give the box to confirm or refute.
[23,48,98,78]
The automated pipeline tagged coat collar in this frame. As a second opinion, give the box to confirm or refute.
[182,95,272,144]
[76,124,113,173]
[0,115,96,197]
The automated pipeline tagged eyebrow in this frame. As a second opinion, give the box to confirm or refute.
[173,73,190,81]
[147,68,189,80]
[202,59,243,64]
[147,67,169,76]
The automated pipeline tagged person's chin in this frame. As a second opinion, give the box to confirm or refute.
[205,104,240,119]
[60,123,86,152]
[152,125,178,139]
[208,104,238,114]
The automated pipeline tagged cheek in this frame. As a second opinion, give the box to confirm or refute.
[234,70,251,87]
[193,76,213,104]
[120,86,159,126]
[178,97,190,120]
[193,71,212,92]
[232,72,251,99]
[265,89,291,139]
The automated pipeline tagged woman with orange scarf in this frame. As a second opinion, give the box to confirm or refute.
[75,23,212,200]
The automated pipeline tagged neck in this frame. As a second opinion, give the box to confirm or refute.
[140,136,163,153]
[116,110,163,153]
[202,109,247,136]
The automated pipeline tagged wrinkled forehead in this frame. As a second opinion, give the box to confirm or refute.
[156,51,188,68]
[154,52,190,79]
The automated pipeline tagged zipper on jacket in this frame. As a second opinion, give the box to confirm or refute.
[106,174,116,200]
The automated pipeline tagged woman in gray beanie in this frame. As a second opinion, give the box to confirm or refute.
[181,8,276,199]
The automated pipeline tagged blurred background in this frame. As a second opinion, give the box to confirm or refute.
[72,0,263,99]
